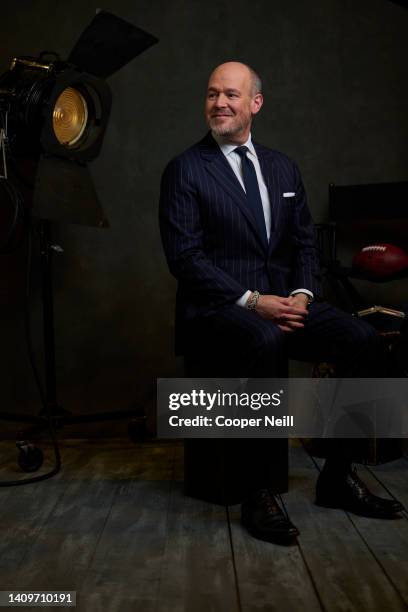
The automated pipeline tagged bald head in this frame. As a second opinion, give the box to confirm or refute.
[205,61,263,144]
[208,62,262,97]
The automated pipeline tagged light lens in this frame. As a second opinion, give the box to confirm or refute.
[52,87,88,147]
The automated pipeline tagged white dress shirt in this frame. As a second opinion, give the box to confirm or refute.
[212,132,313,307]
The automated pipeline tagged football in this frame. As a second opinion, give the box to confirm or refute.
[352,243,408,279]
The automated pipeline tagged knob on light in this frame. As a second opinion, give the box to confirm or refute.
[52,86,88,146]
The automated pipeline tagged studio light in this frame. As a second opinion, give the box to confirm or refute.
[0,10,158,225]
[0,54,112,163]
[0,11,158,483]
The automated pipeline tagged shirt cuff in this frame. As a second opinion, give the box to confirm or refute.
[236,290,252,307]
[290,289,314,299]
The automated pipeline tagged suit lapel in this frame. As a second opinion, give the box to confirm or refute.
[199,134,267,253]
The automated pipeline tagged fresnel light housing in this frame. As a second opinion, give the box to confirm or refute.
[0,53,112,168]
[0,10,157,227]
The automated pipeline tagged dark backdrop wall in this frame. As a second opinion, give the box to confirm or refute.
[1,0,407,434]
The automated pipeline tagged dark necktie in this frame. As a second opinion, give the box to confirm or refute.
[234,145,268,246]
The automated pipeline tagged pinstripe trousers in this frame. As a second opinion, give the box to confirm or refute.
[184,301,390,378]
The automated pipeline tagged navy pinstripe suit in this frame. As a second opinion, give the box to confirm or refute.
[160,131,320,331]
[159,131,390,496]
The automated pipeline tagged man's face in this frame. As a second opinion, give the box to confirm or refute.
[205,63,263,142]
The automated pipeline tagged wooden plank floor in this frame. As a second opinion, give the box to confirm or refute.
[0,439,407,612]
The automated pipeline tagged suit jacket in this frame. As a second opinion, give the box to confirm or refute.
[159,132,321,351]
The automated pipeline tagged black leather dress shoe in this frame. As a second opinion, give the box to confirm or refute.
[241,489,299,544]
[316,467,404,518]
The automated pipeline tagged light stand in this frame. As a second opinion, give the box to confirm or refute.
[0,217,148,474]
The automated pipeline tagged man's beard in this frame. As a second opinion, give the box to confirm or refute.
[208,115,249,138]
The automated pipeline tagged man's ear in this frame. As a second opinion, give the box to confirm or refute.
[251,93,263,115]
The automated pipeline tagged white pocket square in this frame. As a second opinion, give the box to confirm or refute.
[283,192,295,197]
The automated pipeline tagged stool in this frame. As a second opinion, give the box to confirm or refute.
[183,354,289,506]
[184,437,288,505]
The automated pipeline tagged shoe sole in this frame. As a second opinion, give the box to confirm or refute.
[315,498,401,519]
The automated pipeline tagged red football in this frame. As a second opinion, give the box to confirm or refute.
[352,243,408,279]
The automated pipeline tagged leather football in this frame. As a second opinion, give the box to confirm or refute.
[352,243,408,279]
